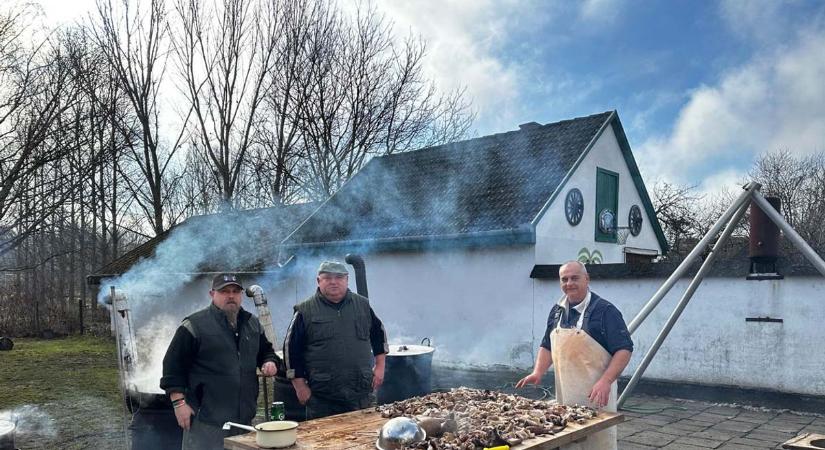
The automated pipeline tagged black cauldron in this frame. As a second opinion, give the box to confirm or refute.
[377,339,435,405]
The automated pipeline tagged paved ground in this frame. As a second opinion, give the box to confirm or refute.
[618,394,825,449]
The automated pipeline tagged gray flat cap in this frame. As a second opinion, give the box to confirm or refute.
[317,261,349,275]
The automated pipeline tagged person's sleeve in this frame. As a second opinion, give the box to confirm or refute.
[539,306,559,351]
[369,307,389,356]
[283,311,307,379]
[160,323,197,394]
[256,329,279,367]
[604,304,634,355]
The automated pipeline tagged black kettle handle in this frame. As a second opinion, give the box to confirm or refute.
[421,337,431,347]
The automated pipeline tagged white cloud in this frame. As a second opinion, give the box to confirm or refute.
[375,1,526,133]
[719,0,800,44]
[635,28,825,190]
[695,168,748,199]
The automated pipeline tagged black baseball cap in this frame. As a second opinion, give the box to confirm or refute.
[212,273,243,290]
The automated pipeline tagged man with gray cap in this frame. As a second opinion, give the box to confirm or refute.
[161,273,278,450]
[283,261,389,419]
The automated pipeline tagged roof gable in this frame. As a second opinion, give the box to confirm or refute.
[284,111,615,249]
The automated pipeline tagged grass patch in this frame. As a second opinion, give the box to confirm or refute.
[0,335,121,409]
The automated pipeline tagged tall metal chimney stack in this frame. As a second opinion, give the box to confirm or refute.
[747,196,783,280]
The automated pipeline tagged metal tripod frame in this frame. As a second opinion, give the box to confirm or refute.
[617,182,825,408]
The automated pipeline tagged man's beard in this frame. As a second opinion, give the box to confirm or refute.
[224,308,239,329]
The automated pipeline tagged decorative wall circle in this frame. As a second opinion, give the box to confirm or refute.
[629,204,643,236]
[565,188,584,226]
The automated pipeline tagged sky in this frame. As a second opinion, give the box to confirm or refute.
[35,0,825,197]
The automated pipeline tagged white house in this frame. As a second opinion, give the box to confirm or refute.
[270,111,668,368]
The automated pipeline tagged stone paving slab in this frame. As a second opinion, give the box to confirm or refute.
[618,394,823,449]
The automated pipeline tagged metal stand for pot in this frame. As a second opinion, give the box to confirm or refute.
[617,182,825,408]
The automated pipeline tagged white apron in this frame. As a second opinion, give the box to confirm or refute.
[551,297,617,450]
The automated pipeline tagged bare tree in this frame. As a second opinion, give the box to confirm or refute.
[172,0,279,209]
[295,2,473,200]
[0,8,97,260]
[749,150,825,252]
[90,0,189,235]
[650,181,704,256]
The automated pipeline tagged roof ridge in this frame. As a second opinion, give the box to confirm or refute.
[376,110,614,161]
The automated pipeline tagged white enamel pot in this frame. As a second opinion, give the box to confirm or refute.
[223,420,299,448]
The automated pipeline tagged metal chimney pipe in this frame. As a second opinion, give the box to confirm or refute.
[246,285,277,348]
[345,254,368,298]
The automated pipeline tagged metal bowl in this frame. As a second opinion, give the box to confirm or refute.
[376,417,426,450]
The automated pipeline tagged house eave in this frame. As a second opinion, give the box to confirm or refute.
[282,226,536,254]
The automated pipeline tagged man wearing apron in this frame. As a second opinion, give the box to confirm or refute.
[516,261,633,450]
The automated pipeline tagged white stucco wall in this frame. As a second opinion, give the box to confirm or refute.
[262,255,825,396]
[535,275,825,397]
[262,246,541,367]
[534,123,661,264]
[115,247,825,397]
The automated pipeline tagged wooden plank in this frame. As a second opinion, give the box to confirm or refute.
[225,409,624,450]
[782,432,825,449]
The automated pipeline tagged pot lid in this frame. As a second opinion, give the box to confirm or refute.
[0,419,14,435]
[387,344,435,356]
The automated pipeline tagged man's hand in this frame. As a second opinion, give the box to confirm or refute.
[261,361,277,377]
[515,372,542,388]
[372,364,385,390]
[292,378,312,405]
[588,378,612,408]
[174,403,195,430]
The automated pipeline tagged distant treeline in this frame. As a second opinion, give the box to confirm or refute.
[0,0,473,336]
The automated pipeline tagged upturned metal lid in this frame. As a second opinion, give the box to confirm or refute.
[377,417,425,450]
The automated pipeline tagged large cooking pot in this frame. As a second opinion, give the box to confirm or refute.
[223,421,298,448]
[0,419,15,450]
[377,338,435,404]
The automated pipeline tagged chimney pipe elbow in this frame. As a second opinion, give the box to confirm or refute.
[245,285,264,298]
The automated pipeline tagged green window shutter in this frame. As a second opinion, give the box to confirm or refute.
[595,167,619,243]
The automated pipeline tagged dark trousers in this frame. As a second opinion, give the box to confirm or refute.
[181,417,245,450]
[305,393,375,420]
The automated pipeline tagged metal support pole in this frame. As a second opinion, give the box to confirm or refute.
[751,191,825,277]
[627,182,760,334]
[618,198,750,409]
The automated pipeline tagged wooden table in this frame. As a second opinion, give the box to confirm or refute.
[225,408,624,450]
[782,433,825,449]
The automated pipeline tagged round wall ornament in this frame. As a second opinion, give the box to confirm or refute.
[629,204,643,236]
[565,188,584,226]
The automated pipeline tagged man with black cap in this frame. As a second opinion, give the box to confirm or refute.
[161,273,278,450]
[283,261,389,419]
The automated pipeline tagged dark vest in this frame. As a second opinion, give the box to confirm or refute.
[184,304,261,426]
[295,290,374,402]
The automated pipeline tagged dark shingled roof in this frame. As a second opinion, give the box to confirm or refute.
[284,111,618,249]
[88,202,318,284]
